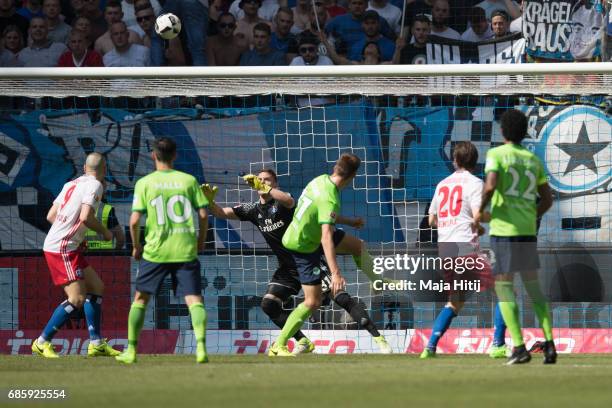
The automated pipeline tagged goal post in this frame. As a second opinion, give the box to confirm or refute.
[0,63,611,355]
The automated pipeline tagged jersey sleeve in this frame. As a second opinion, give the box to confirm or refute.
[53,183,68,206]
[317,198,339,225]
[484,150,500,174]
[82,180,103,207]
[191,178,209,209]
[535,157,548,186]
[132,180,146,213]
[232,202,257,223]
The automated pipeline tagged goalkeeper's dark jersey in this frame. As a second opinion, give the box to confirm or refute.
[233,199,296,269]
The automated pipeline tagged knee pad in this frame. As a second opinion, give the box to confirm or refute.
[261,296,282,319]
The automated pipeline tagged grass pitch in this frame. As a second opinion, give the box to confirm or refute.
[2,354,612,408]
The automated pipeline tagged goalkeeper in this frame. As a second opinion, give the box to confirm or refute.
[202,167,393,354]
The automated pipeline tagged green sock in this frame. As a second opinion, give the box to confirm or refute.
[188,302,207,344]
[524,280,553,341]
[127,302,146,352]
[277,303,312,347]
[352,247,378,283]
[495,281,524,347]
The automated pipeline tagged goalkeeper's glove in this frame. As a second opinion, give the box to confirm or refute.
[200,183,219,203]
[243,174,272,194]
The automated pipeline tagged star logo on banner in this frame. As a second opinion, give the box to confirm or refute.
[555,123,609,176]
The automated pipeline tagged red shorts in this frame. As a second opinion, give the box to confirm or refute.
[44,250,89,286]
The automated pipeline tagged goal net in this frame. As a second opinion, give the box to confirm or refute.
[0,63,611,355]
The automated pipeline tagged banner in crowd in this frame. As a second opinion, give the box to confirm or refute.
[3,329,611,354]
[427,32,525,64]
[0,101,610,250]
[523,0,607,61]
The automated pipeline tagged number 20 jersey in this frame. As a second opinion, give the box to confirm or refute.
[429,170,483,243]
[132,169,208,263]
[43,174,103,253]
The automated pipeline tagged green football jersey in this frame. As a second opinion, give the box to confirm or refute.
[484,143,547,236]
[132,169,208,263]
[282,174,340,254]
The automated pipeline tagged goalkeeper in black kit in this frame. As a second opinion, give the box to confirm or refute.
[202,169,393,354]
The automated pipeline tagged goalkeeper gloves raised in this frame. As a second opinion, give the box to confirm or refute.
[200,183,218,203]
[243,174,272,194]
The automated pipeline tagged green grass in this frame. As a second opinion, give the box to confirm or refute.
[2,354,612,408]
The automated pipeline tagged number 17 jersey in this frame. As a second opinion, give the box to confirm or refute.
[132,169,208,263]
[429,170,483,243]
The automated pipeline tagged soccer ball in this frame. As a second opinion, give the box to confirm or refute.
[155,13,181,40]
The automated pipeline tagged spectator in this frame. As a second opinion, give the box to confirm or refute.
[398,14,429,64]
[348,10,394,62]
[72,16,93,45]
[0,0,30,43]
[162,0,209,65]
[0,25,24,66]
[326,0,393,54]
[239,22,286,65]
[80,0,108,42]
[136,1,186,65]
[368,0,401,34]
[509,0,523,34]
[271,7,298,63]
[206,12,247,65]
[430,0,459,40]
[95,1,142,56]
[57,29,104,66]
[460,6,492,42]
[122,0,162,28]
[292,0,311,34]
[302,1,330,35]
[321,0,345,19]
[17,0,44,20]
[103,21,149,66]
[70,0,85,22]
[475,0,520,21]
[229,0,279,22]
[490,9,510,38]
[236,0,270,47]
[290,33,332,65]
[43,0,71,44]
[328,38,390,64]
[403,0,432,29]
[18,16,66,66]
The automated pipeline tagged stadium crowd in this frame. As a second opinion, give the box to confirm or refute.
[0,0,609,67]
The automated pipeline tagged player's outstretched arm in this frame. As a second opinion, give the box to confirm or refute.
[129,211,143,260]
[266,187,294,209]
[80,204,112,241]
[336,215,364,229]
[201,183,239,220]
[242,174,294,208]
[46,203,59,224]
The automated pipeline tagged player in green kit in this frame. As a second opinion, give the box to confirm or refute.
[270,153,375,357]
[116,137,210,364]
[475,109,556,365]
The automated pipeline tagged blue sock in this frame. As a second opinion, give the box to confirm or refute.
[427,306,457,351]
[84,294,102,341]
[493,302,506,347]
[41,300,77,342]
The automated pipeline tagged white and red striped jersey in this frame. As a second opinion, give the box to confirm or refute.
[429,170,483,243]
[43,175,103,253]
